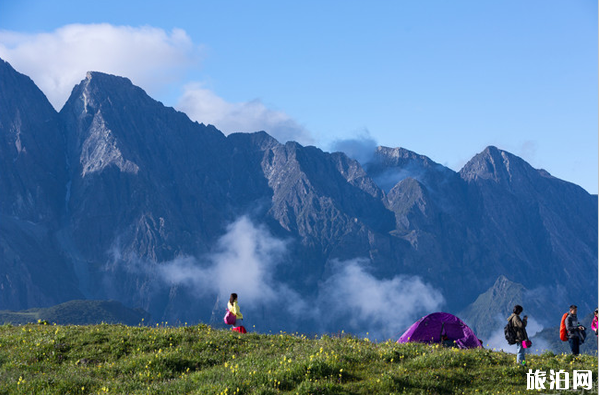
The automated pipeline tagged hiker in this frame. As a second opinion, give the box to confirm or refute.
[566,305,586,355]
[592,308,598,336]
[507,305,529,365]
[227,293,244,330]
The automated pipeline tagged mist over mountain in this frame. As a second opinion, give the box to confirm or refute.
[0,59,596,343]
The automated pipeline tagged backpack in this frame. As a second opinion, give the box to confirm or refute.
[559,312,568,341]
[504,319,517,345]
[224,309,236,325]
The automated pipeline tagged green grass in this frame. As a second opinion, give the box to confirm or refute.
[0,323,596,395]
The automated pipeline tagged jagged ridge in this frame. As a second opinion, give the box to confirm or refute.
[0,59,596,338]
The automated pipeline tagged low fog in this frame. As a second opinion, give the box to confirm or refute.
[107,215,446,340]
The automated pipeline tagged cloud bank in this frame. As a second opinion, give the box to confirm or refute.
[109,215,443,338]
[318,258,445,339]
[0,24,199,110]
[176,83,314,145]
[484,314,549,355]
[0,23,314,145]
[158,216,291,306]
[329,130,378,166]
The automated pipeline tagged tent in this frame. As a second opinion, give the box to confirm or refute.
[397,312,482,349]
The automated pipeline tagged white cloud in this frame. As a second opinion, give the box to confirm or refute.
[108,215,311,327]
[484,315,549,355]
[155,234,446,339]
[0,23,314,145]
[109,218,445,338]
[0,23,200,110]
[329,130,378,165]
[177,83,315,146]
[318,258,445,339]
[517,140,538,162]
[157,216,289,305]
[154,216,310,320]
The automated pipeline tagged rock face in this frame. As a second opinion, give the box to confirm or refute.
[0,59,596,336]
[459,275,544,340]
[459,146,597,293]
[0,60,82,310]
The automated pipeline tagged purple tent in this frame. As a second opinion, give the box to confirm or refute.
[397,312,482,349]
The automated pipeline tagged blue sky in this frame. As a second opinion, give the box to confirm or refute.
[1,0,597,193]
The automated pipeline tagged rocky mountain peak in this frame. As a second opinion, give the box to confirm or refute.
[228,130,281,151]
[63,71,147,116]
[490,275,522,296]
[83,70,135,88]
[0,58,66,221]
[60,70,229,181]
[373,146,435,165]
[365,146,455,193]
[0,59,57,123]
[59,72,145,179]
[459,146,537,186]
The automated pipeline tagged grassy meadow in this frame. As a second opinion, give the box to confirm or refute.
[0,322,596,395]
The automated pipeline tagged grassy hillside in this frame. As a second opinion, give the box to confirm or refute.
[0,323,596,394]
[0,300,150,326]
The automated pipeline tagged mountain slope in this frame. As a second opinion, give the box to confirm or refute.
[0,59,66,222]
[0,60,82,310]
[54,70,408,326]
[459,147,597,303]
[459,275,551,340]
[0,59,596,339]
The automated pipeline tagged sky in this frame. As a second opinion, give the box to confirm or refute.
[1,0,596,193]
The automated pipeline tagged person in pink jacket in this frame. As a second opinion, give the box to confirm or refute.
[592,308,598,336]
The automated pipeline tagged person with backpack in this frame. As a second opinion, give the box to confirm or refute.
[565,305,586,355]
[506,305,529,365]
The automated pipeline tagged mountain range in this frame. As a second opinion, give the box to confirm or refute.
[0,58,596,344]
